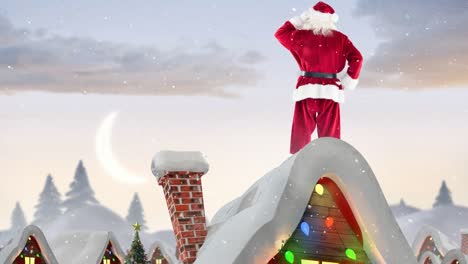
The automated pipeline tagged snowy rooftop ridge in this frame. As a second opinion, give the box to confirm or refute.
[194,138,417,264]
[50,231,125,264]
[151,150,209,179]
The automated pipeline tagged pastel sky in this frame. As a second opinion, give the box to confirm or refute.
[1,0,468,232]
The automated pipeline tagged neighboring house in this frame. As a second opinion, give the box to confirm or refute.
[50,231,125,264]
[148,240,178,264]
[413,225,468,264]
[151,138,418,264]
[0,225,58,264]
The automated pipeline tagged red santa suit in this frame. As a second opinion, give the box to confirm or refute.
[275,1,363,154]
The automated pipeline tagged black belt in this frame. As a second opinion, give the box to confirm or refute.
[301,71,337,79]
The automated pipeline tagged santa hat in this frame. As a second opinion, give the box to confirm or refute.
[312,1,339,23]
[290,1,339,34]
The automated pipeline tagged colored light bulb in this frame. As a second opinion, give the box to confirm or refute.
[346,248,357,260]
[315,184,324,195]
[325,217,334,228]
[301,222,310,236]
[285,250,295,263]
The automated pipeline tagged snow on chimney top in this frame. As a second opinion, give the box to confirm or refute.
[152,150,209,264]
[151,151,209,180]
[461,229,468,255]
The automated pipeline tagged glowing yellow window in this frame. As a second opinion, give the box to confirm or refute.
[155,260,162,264]
[25,257,35,264]
[301,260,319,264]
[103,259,111,264]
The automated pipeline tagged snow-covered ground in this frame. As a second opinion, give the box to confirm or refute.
[390,199,421,218]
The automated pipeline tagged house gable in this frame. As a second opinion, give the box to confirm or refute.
[13,235,45,264]
[268,178,370,264]
[101,242,122,264]
[150,247,169,264]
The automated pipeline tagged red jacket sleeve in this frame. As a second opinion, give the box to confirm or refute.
[344,37,363,80]
[339,36,363,90]
[274,21,301,51]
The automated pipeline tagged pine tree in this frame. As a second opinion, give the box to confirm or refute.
[433,180,454,207]
[126,193,147,232]
[11,202,27,232]
[33,174,63,226]
[63,160,99,212]
[125,223,148,264]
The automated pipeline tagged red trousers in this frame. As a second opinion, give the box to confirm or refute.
[290,98,341,154]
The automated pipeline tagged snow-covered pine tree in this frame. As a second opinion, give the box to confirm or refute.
[126,193,147,232]
[63,160,99,212]
[11,202,27,232]
[33,174,63,226]
[125,223,148,264]
[433,180,453,207]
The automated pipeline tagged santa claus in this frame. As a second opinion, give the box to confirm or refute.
[275,1,363,154]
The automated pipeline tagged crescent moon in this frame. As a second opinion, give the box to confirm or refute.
[96,112,147,184]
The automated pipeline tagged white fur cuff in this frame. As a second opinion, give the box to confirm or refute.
[340,74,359,91]
[289,16,304,29]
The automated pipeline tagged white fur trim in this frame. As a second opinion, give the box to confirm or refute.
[293,83,344,103]
[296,8,338,35]
[340,73,359,91]
[289,16,304,29]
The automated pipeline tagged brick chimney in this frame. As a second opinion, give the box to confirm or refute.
[151,151,209,264]
[462,229,468,255]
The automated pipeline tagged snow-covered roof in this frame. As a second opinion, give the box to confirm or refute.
[418,251,441,264]
[413,225,468,264]
[0,225,58,264]
[412,225,457,256]
[151,151,209,179]
[194,138,417,264]
[397,204,468,244]
[443,249,468,264]
[50,231,125,264]
[148,239,178,264]
[418,249,468,264]
[0,229,14,250]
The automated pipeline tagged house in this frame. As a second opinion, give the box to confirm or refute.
[151,138,418,264]
[49,231,125,264]
[413,225,468,264]
[148,240,177,264]
[0,225,58,264]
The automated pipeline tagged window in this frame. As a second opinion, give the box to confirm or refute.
[155,260,162,264]
[301,260,339,264]
[24,257,35,264]
[103,259,111,264]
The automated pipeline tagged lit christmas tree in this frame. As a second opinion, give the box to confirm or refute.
[124,222,148,264]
